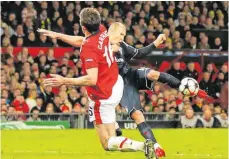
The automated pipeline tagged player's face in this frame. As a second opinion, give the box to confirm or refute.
[109,26,126,51]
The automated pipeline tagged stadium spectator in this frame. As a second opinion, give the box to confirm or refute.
[165,107,177,120]
[42,102,59,120]
[65,12,75,35]
[192,96,204,112]
[38,10,51,30]
[212,37,223,50]
[215,110,228,128]
[11,95,29,113]
[16,37,24,47]
[10,24,25,46]
[177,108,202,128]
[198,109,221,128]
[27,107,41,121]
[183,62,199,80]
[198,35,210,49]
[186,36,197,49]
[24,17,35,35]
[220,64,228,81]
[40,85,54,105]
[199,72,215,97]
[38,34,52,47]
[59,91,72,111]
[25,32,39,46]
[68,88,80,106]
[6,13,18,30]
[204,18,216,30]
[32,97,44,111]
[25,89,38,111]
[204,63,216,82]
[6,106,17,121]
[214,72,225,97]
[178,96,191,112]
[21,2,37,23]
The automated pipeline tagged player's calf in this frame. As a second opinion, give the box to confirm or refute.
[131,110,166,158]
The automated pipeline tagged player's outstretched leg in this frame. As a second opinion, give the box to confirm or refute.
[147,70,181,88]
[108,136,157,159]
[94,121,157,158]
[131,110,165,158]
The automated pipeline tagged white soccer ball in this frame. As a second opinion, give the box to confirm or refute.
[179,77,199,97]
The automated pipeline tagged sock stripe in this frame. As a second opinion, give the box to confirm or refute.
[119,138,128,148]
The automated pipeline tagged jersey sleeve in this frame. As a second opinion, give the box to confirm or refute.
[82,47,99,69]
[120,42,139,61]
[120,41,156,60]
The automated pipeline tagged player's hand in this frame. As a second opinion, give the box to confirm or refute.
[153,34,166,48]
[43,74,65,87]
[37,28,60,39]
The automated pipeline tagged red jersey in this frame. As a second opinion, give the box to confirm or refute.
[80,25,119,100]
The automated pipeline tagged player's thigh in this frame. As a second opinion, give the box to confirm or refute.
[120,82,143,119]
[136,68,155,90]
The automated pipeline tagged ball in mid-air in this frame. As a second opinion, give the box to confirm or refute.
[179,77,199,97]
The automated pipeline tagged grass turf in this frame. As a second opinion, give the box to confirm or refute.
[1,129,228,159]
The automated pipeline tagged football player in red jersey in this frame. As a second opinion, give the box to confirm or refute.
[40,8,157,159]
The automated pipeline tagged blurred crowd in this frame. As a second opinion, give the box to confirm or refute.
[1,1,228,50]
[0,1,228,128]
[1,45,228,128]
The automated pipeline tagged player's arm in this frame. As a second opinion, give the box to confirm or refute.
[121,34,166,60]
[64,68,98,86]
[43,68,98,87]
[37,28,84,47]
[43,48,99,87]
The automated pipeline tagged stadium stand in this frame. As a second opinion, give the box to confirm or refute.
[1,2,228,128]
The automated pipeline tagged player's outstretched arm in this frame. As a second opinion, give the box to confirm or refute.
[121,34,166,60]
[37,28,84,47]
[43,68,98,87]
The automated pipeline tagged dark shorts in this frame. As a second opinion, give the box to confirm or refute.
[120,67,154,118]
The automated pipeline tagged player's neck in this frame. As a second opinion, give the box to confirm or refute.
[85,31,92,38]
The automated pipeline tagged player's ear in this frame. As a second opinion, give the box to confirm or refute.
[82,26,87,34]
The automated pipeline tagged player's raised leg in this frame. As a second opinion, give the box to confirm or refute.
[146,70,181,89]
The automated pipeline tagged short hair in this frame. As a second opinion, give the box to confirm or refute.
[79,8,101,33]
[108,22,125,34]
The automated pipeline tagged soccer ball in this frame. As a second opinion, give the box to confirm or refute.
[179,77,199,97]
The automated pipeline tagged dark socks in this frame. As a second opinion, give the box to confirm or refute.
[116,127,122,136]
[158,72,181,88]
[137,122,157,143]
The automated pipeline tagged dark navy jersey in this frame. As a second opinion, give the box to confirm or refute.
[115,42,156,76]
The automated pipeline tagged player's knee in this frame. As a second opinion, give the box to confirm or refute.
[147,70,160,81]
[131,110,145,124]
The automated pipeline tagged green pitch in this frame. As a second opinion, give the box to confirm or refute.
[1,129,228,159]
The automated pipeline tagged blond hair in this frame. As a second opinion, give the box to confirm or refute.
[108,22,126,35]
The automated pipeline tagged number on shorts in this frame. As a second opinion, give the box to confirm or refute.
[103,44,114,67]
[88,107,93,117]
